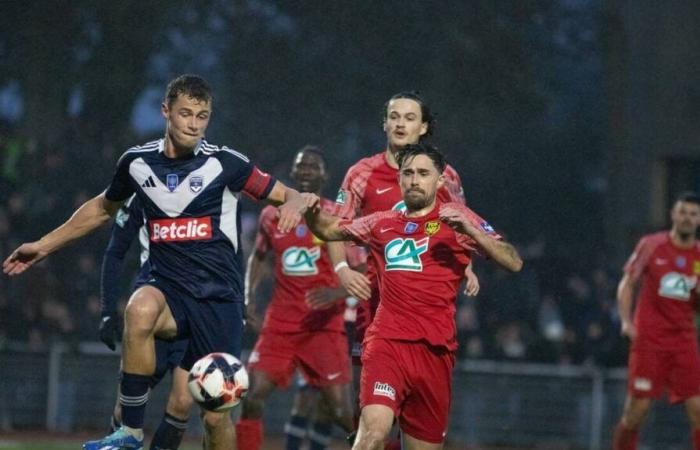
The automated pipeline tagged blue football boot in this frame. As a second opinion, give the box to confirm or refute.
[82,426,143,450]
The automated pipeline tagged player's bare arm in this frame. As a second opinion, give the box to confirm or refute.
[617,273,638,340]
[327,241,371,300]
[3,193,122,276]
[304,205,349,242]
[464,261,480,296]
[439,204,523,273]
[244,250,268,332]
[267,180,315,232]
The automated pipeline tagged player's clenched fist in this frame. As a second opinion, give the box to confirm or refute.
[3,242,48,276]
[439,204,476,236]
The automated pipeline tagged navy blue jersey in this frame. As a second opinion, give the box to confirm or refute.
[104,139,275,302]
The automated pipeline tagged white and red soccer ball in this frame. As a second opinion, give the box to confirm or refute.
[187,352,249,412]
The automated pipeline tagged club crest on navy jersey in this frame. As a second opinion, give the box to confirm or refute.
[166,174,179,192]
[189,176,204,193]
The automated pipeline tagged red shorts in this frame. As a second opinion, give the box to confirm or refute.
[359,338,455,443]
[352,289,380,365]
[248,330,351,389]
[627,345,700,403]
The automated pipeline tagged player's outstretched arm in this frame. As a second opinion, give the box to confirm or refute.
[617,273,638,340]
[304,206,348,242]
[3,193,122,276]
[265,181,318,233]
[439,204,523,273]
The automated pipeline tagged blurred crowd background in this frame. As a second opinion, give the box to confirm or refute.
[2,0,699,368]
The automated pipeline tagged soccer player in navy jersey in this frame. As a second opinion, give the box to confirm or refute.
[100,194,192,450]
[3,74,312,450]
[303,143,522,450]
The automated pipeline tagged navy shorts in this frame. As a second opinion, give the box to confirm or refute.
[150,337,188,388]
[145,279,244,370]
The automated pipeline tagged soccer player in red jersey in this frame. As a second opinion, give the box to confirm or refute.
[235,147,354,450]
[325,92,478,447]
[303,143,522,450]
[612,192,700,450]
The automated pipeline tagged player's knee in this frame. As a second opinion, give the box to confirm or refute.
[124,295,161,331]
[167,392,193,420]
[622,399,651,428]
[353,429,386,450]
[201,410,231,431]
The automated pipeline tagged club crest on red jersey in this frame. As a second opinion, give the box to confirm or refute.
[694,261,700,275]
[425,221,441,236]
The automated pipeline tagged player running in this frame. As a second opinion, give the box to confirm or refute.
[236,147,354,450]
[100,194,192,450]
[612,192,700,450]
[303,143,522,450]
[3,74,311,450]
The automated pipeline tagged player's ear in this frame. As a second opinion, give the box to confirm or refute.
[161,102,169,119]
[419,121,428,136]
[436,173,445,189]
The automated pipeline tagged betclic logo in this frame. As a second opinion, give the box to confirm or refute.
[149,217,212,242]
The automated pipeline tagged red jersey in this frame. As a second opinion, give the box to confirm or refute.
[339,201,500,351]
[624,231,700,350]
[333,151,466,330]
[255,199,344,333]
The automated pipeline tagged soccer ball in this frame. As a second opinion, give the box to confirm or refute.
[187,352,249,412]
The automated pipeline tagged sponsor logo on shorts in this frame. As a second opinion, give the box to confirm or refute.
[633,377,652,391]
[149,217,212,242]
[373,382,396,401]
[327,372,342,380]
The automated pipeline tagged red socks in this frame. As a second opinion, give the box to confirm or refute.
[236,418,263,450]
[612,422,638,450]
[693,428,700,450]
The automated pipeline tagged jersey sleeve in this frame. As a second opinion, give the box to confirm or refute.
[443,164,466,204]
[219,148,276,200]
[253,206,275,254]
[449,202,502,254]
[338,211,394,245]
[100,196,143,315]
[623,236,654,282]
[104,152,136,202]
[333,163,367,219]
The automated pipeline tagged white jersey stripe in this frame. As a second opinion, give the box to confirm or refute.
[219,187,240,252]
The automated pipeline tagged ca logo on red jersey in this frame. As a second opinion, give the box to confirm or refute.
[657,272,698,301]
[384,237,429,272]
[282,246,321,276]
